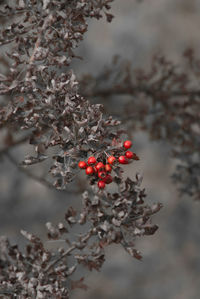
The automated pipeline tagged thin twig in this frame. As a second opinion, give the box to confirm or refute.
[44,230,94,273]
[44,245,76,273]
[0,135,30,157]
[83,85,200,98]
[26,14,54,78]
[5,152,81,194]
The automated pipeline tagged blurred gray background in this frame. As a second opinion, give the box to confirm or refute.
[1,0,200,298]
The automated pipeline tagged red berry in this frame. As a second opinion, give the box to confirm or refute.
[118,155,129,164]
[95,162,105,171]
[85,166,94,175]
[105,164,112,172]
[87,156,96,165]
[98,181,106,189]
[98,171,107,179]
[123,140,132,149]
[103,174,113,184]
[125,151,134,159]
[78,161,87,169]
[107,156,116,165]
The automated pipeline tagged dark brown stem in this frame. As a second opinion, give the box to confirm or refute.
[5,152,81,194]
[0,135,30,157]
[83,85,200,98]
[44,230,94,273]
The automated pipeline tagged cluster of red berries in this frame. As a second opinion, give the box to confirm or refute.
[78,140,139,189]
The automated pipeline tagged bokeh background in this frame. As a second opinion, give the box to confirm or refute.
[1,0,200,298]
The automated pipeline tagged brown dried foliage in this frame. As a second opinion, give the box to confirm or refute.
[0,1,161,298]
[80,52,200,200]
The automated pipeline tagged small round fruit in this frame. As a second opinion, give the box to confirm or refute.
[125,151,134,159]
[123,140,132,149]
[107,156,116,165]
[98,171,107,179]
[103,174,113,184]
[95,162,105,171]
[85,166,94,175]
[118,155,129,164]
[98,180,106,189]
[78,161,87,169]
[87,156,97,165]
[105,164,112,172]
